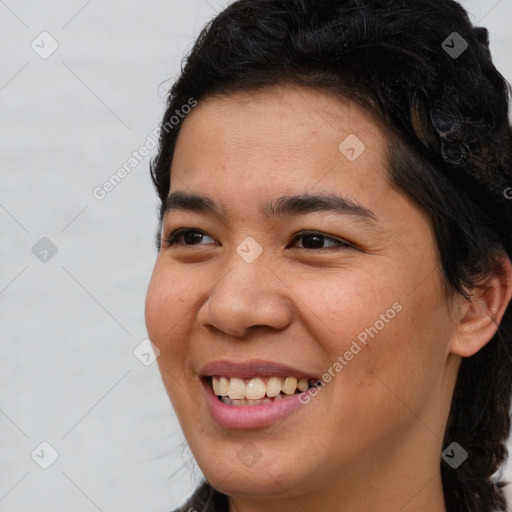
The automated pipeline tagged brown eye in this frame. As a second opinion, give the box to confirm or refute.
[162,229,216,247]
[291,232,352,250]
[162,229,352,250]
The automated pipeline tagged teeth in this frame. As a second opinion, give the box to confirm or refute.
[297,378,309,392]
[215,376,229,396]
[228,377,245,399]
[220,376,230,396]
[266,377,283,397]
[245,377,266,399]
[212,377,220,396]
[211,375,312,400]
[282,377,298,395]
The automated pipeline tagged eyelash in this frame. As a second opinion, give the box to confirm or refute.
[161,228,353,250]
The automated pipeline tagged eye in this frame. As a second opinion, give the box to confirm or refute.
[162,228,352,250]
[162,228,216,247]
[289,231,352,250]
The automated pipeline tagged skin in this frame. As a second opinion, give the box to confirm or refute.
[145,83,512,512]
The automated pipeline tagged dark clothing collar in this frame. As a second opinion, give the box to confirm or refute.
[172,481,230,512]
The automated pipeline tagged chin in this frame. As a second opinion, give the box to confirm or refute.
[197,448,309,499]
[208,470,296,499]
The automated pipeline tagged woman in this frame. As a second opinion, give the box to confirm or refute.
[145,1,512,511]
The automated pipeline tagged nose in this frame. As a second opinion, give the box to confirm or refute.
[197,254,293,338]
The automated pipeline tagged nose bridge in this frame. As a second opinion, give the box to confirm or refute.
[199,244,292,337]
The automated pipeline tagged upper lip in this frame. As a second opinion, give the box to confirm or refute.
[199,359,318,380]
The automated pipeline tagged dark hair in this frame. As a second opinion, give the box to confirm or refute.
[150,1,512,510]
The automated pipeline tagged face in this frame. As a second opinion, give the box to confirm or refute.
[145,84,461,505]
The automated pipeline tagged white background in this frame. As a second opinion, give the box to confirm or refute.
[1,1,511,510]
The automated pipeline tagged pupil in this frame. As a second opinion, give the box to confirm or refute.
[303,234,323,248]
[185,231,202,244]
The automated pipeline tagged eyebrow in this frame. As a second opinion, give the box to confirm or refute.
[162,191,377,224]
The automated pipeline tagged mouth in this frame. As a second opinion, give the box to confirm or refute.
[198,359,320,428]
[206,375,318,406]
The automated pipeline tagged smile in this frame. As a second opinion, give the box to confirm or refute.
[199,359,320,428]
[210,375,317,406]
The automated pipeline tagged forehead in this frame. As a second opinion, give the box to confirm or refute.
[180,84,385,148]
[171,84,389,186]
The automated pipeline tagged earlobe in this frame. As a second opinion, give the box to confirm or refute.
[450,254,512,358]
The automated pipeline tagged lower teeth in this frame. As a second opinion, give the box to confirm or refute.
[218,392,300,406]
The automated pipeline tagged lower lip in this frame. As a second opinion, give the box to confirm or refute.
[202,379,308,430]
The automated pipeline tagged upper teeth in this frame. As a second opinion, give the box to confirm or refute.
[211,376,311,399]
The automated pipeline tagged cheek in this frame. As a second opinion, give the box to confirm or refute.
[145,265,200,413]
[337,281,452,421]
[282,264,397,351]
[295,262,449,396]
[144,263,194,354]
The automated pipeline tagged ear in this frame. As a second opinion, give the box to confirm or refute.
[450,253,512,358]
